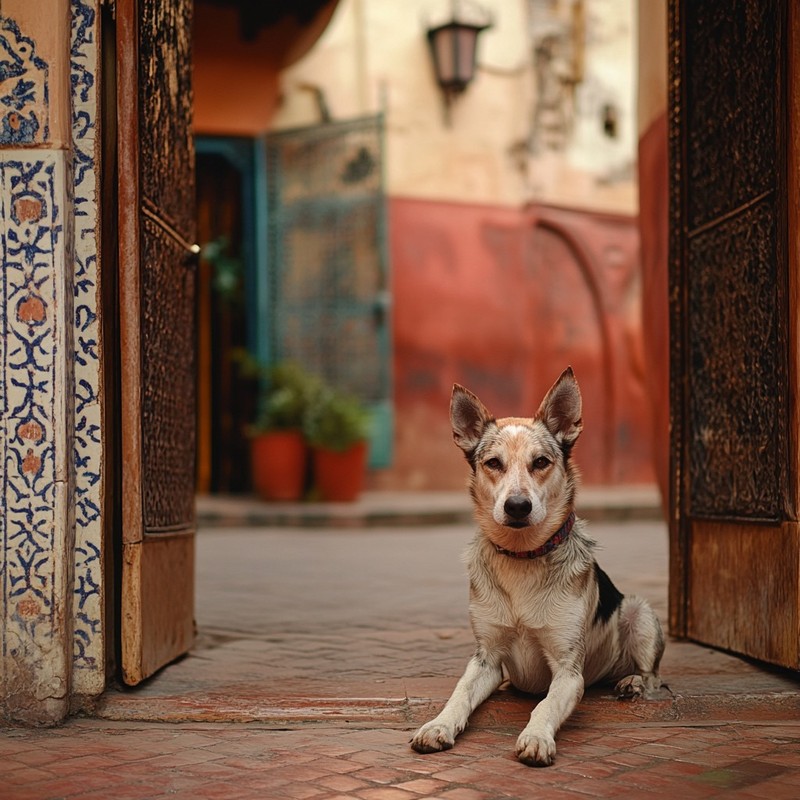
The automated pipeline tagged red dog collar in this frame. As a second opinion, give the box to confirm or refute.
[493,512,576,559]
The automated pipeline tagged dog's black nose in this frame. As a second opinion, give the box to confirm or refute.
[504,495,532,520]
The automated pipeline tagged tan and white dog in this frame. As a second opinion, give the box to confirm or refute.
[410,368,664,767]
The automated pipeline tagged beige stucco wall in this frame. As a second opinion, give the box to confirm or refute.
[274,0,638,215]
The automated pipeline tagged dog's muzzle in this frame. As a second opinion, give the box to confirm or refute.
[504,494,532,527]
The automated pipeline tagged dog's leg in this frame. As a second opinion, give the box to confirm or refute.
[410,652,503,754]
[515,666,584,767]
[615,595,665,699]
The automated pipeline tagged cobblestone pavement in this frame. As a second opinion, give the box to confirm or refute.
[2,517,800,798]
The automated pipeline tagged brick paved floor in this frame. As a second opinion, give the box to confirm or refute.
[2,717,799,799]
[3,518,800,798]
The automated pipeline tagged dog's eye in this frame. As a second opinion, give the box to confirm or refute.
[484,457,503,471]
[532,456,551,471]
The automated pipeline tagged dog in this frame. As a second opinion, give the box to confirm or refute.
[410,367,664,767]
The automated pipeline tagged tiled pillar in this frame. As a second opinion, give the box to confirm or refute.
[0,0,103,724]
[70,0,104,704]
[0,151,74,724]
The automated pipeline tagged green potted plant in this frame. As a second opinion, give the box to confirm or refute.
[304,386,371,502]
[243,358,320,502]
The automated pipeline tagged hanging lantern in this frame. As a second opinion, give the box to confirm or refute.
[426,3,492,123]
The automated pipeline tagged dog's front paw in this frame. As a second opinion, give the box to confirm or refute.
[616,674,644,699]
[515,730,556,767]
[616,673,661,700]
[410,721,456,754]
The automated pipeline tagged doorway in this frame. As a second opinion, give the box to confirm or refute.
[195,138,262,494]
[194,119,394,495]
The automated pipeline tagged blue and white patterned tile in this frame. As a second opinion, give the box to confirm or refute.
[0,16,49,145]
[70,0,103,694]
[1,152,72,708]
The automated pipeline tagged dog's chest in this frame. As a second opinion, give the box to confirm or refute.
[468,556,587,679]
[469,558,583,633]
[470,576,569,693]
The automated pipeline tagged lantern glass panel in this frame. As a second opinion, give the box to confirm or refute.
[455,28,477,84]
[432,28,457,84]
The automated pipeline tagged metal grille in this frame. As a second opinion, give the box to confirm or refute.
[673,0,788,521]
[139,0,197,531]
[265,116,391,437]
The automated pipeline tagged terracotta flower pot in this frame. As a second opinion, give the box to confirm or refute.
[250,430,307,501]
[312,440,368,502]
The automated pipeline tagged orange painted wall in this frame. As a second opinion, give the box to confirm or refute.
[372,196,655,491]
[194,6,281,135]
[193,2,338,136]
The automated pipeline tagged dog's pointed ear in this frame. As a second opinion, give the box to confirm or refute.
[536,367,583,447]
[451,384,493,455]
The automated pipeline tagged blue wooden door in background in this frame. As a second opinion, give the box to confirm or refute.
[263,116,392,467]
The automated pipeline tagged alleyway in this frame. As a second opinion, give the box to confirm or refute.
[2,500,800,799]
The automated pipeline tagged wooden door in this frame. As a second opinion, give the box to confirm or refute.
[117,0,197,685]
[669,0,800,668]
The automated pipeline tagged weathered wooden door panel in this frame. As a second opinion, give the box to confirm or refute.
[669,0,800,668]
[117,0,196,685]
[688,523,800,667]
[121,533,195,681]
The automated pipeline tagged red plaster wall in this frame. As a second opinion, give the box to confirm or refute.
[371,196,655,491]
[638,111,670,509]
